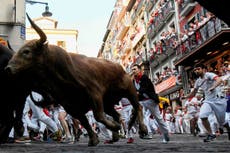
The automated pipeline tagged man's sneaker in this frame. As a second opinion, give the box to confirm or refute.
[162,133,170,143]
[61,137,73,144]
[15,136,31,143]
[198,133,207,137]
[7,137,15,143]
[119,133,126,139]
[203,134,216,142]
[219,128,224,134]
[104,140,113,144]
[142,134,153,139]
[75,129,83,141]
[33,135,43,142]
[127,138,134,143]
[50,129,62,141]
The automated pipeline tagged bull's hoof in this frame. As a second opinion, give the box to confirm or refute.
[88,137,100,146]
[113,123,122,132]
[112,131,119,142]
[139,133,149,139]
[139,125,148,138]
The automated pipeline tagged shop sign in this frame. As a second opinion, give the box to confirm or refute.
[20,26,25,39]
[170,90,180,100]
[155,76,176,93]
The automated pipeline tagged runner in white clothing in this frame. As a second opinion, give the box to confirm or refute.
[183,63,227,142]
[20,91,61,142]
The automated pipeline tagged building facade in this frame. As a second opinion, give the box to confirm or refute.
[26,17,78,53]
[99,0,230,109]
[0,0,25,49]
[0,0,78,53]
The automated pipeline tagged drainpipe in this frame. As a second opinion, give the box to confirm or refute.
[14,0,16,23]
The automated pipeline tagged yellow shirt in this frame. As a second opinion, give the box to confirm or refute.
[159,96,170,109]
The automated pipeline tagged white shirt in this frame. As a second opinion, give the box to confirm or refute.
[194,72,218,100]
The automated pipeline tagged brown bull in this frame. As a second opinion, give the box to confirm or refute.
[6,14,147,146]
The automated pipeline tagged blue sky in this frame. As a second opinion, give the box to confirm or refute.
[26,0,116,57]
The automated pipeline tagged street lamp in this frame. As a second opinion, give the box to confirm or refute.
[42,5,52,17]
[26,0,52,17]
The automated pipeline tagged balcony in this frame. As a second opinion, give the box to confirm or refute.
[147,0,175,39]
[151,60,159,68]
[136,0,144,15]
[117,25,129,40]
[117,13,131,40]
[132,31,145,49]
[158,54,168,63]
[162,0,175,21]
[116,6,127,23]
[130,11,137,24]
[146,0,156,11]
[147,24,156,39]
[174,17,230,67]
[122,40,132,54]
[164,10,175,22]
[179,0,197,17]
[135,55,143,65]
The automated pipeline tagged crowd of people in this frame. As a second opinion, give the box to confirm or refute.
[6,60,230,145]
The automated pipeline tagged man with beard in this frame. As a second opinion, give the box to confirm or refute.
[183,63,227,142]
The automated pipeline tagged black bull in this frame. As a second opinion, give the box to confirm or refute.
[0,44,30,143]
[5,14,148,146]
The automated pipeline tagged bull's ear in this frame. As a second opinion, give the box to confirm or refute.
[42,40,49,51]
[43,40,49,46]
[35,40,48,55]
[37,40,49,47]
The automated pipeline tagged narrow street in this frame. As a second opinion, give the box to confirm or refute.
[1,133,230,153]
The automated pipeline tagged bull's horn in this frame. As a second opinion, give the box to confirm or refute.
[26,13,47,45]
[7,40,13,50]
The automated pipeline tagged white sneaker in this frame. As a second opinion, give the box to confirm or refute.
[33,135,43,142]
[61,136,74,144]
[142,134,153,139]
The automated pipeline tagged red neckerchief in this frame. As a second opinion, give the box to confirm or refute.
[188,97,193,102]
[134,72,143,84]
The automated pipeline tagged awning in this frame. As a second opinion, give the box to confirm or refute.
[158,85,182,97]
[155,76,176,94]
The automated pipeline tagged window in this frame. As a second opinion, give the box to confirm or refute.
[57,41,66,48]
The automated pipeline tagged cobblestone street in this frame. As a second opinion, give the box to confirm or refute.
[1,133,230,153]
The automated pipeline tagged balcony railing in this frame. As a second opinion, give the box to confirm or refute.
[146,0,157,11]
[136,0,145,15]
[179,0,197,17]
[147,0,175,39]
[147,24,155,39]
[175,17,229,63]
[148,16,229,67]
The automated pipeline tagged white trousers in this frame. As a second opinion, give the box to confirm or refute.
[199,98,227,128]
[139,99,168,134]
[23,95,58,133]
